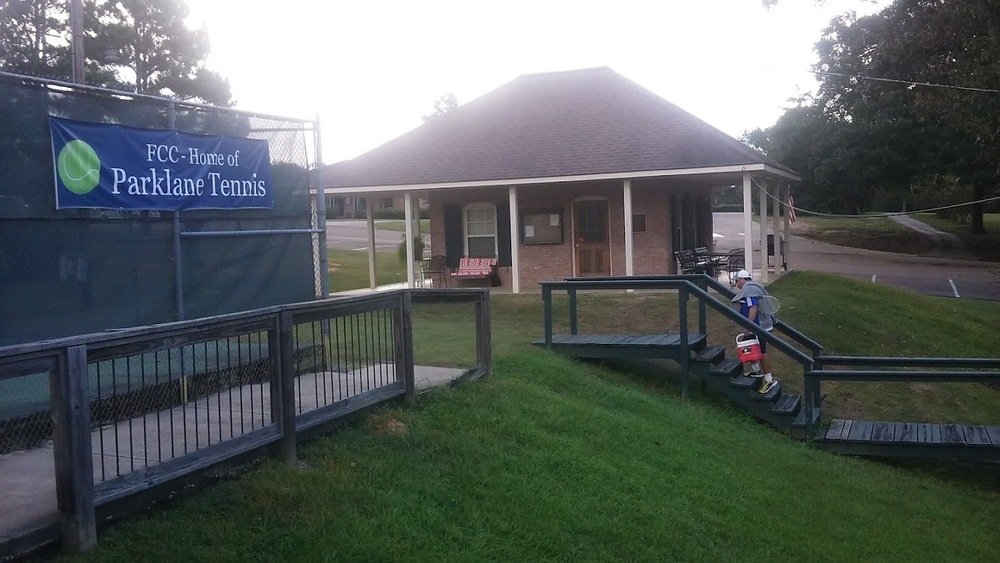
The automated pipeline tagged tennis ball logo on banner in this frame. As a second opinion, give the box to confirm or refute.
[57,140,101,194]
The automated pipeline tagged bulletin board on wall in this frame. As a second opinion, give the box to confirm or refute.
[520,208,563,244]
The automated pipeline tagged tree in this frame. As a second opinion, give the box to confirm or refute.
[0,0,231,106]
[87,0,231,105]
[0,0,71,79]
[422,93,457,122]
[813,0,1000,231]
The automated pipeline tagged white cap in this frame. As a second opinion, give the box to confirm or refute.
[734,269,752,280]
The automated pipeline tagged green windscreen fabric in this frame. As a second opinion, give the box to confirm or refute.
[0,75,318,346]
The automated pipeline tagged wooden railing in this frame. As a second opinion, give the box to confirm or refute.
[557,274,1000,442]
[541,277,815,400]
[0,288,490,557]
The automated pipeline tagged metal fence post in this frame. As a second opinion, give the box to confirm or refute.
[270,311,297,463]
[51,345,96,552]
[474,289,493,376]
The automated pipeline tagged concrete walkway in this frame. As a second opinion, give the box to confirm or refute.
[0,364,465,546]
[888,214,975,258]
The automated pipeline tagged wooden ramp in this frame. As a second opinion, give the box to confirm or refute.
[818,419,1000,461]
[535,333,707,362]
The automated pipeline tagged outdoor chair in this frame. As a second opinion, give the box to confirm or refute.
[421,255,449,288]
[674,249,708,275]
[725,248,745,287]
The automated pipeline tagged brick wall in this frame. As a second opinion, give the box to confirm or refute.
[429,180,709,291]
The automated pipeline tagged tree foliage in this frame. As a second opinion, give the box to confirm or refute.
[751,0,999,231]
[422,93,457,122]
[0,0,70,77]
[0,0,231,105]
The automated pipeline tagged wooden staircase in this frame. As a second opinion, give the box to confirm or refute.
[691,344,820,438]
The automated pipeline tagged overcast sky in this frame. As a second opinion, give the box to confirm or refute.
[186,0,888,164]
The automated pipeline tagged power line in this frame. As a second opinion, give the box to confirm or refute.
[814,70,1000,95]
[748,176,1000,219]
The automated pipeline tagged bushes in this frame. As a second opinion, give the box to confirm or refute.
[398,234,425,263]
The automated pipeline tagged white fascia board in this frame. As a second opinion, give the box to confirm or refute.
[324,163,799,195]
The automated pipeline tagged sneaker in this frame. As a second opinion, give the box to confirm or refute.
[745,370,764,378]
[758,379,778,394]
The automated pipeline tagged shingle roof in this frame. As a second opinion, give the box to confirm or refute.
[326,67,797,189]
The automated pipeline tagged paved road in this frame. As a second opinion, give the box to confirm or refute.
[712,212,1000,301]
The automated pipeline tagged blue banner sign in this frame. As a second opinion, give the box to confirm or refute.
[50,117,273,211]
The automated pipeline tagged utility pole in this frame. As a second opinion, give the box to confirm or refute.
[70,0,85,83]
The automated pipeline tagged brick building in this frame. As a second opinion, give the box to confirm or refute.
[325,67,799,292]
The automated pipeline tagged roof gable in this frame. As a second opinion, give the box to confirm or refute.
[327,67,796,188]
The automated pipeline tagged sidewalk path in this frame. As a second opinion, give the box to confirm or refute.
[888,214,975,259]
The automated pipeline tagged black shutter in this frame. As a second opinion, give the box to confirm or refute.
[444,204,463,269]
[496,203,511,267]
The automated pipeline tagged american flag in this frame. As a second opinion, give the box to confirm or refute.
[788,195,797,223]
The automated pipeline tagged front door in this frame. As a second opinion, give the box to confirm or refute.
[573,199,610,276]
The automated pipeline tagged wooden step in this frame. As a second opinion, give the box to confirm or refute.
[772,393,801,416]
[791,404,822,428]
[730,374,761,389]
[751,380,782,402]
[694,345,725,364]
[711,358,742,377]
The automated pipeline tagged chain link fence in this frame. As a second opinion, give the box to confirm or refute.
[0,71,325,348]
[0,73,324,551]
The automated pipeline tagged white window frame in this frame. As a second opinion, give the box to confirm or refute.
[462,202,498,257]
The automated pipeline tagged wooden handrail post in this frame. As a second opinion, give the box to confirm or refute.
[474,290,493,376]
[679,285,690,400]
[803,371,816,441]
[568,288,578,335]
[400,290,414,405]
[542,286,553,347]
[697,277,707,335]
[812,357,823,409]
[51,345,96,552]
[270,311,297,463]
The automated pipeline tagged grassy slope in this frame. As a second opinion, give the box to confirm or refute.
[410,272,1000,423]
[789,215,931,254]
[75,352,999,562]
[771,271,1000,422]
[914,213,1000,261]
[64,271,1000,561]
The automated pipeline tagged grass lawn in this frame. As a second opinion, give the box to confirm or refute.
[73,352,999,562]
[914,213,1000,261]
[327,249,408,293]
[790,214,932,254]
[374,218,430,233]
[65,271,1000,561]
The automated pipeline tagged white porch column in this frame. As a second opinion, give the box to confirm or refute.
[783,183,793,270]
[742,173,753,275]
[508,186,521,293]
[366,196,376,289]
[773,181,783,273]
[758,177,768,283]
[623,180,634,276]
[404,191,415,288]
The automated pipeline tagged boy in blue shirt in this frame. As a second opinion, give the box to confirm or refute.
[732,270,777,394]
